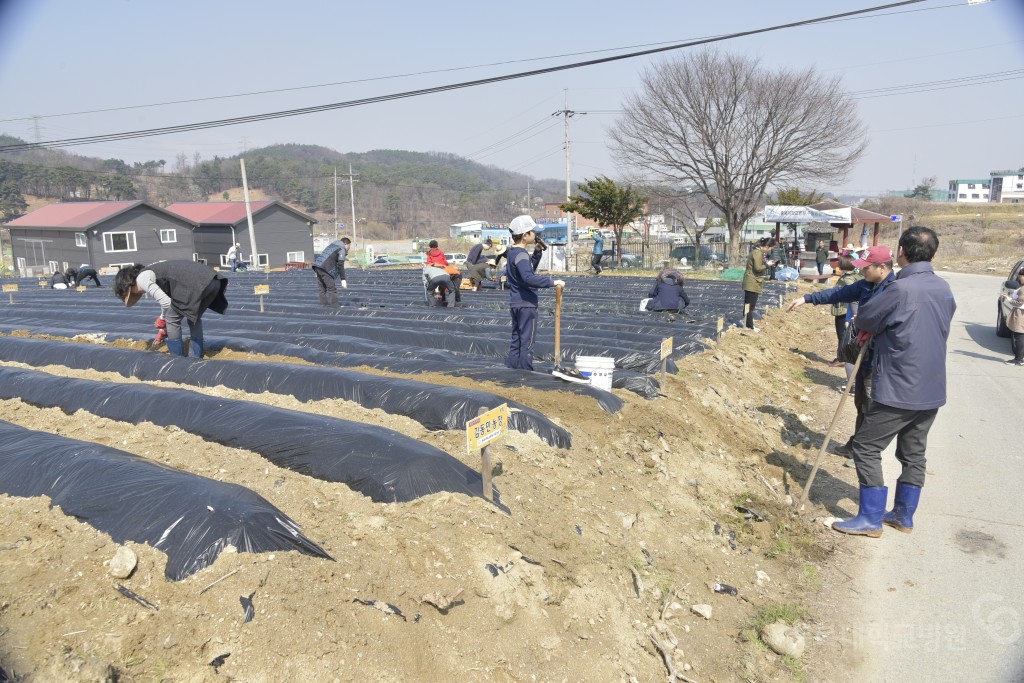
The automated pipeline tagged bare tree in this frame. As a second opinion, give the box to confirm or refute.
[611,49,867,264]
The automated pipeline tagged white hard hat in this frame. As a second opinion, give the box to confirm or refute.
[508,215,537,236]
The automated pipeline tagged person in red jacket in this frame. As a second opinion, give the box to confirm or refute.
[425,240,448,267]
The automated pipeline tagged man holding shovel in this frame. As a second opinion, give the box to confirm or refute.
[505,216,563,371]
[832,227,955,538]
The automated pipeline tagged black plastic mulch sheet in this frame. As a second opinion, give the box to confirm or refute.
[0,336,572,449]
[0,420,332,581]
[0,366,507,509]
[0,322,626,411]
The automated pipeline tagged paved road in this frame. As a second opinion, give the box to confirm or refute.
[847,270,1024,682]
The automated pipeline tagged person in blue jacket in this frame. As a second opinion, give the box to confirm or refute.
[590,232,605,274]
[505,215,564,371]
[787,245,897,455]
[645,269,690,314]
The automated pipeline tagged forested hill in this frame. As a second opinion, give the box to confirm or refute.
[0,137,570,237]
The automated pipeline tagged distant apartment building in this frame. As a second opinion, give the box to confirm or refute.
[989,169,1024,204]
[947,179,991,203]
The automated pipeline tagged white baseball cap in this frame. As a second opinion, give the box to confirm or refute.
[508,215,538,236]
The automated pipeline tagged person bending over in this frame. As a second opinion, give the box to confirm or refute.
[114,260,228,358]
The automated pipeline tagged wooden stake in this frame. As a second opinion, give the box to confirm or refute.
[554,284,563,368]
[477,406,493,502]
[797,342,868,511]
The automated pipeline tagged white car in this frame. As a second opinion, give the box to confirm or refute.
[448,252,468,265]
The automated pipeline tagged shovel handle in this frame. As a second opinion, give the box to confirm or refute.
[554,285,563,366]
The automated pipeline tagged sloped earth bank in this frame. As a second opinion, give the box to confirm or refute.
[0,292,868,683]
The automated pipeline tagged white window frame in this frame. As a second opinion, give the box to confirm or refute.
[75,232,87,247]
[286,250,305,262]
[103,231,137,253]
[108,262,134,270]
[159,228,177,244]
[49,260,60,273]
[255,253,269,267]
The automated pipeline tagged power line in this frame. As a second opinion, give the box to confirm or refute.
[0,1,930,153]
[0,1,966,126]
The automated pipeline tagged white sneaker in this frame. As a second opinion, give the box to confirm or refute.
[552,367,591,384]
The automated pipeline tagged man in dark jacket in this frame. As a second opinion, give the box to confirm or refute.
[312,237,350,306]
[505,216,564,370]
[831,227,956,538]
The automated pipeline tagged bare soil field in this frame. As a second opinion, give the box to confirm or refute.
[1,287,872,682]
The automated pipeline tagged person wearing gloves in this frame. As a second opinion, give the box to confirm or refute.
[114,260,229,358]
[645,269,690,315]
[75,264,102,287]
[505,215,564,371]
[787,246,896,456]
[64,266,78,286]
[312,236,350,306]
[422,264,457,307]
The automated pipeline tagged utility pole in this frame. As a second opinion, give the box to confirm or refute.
[552,90,584,271]
[333,166,338,241]
[239,159,259,271]
[526,178,531,213]
[344,164,359,257]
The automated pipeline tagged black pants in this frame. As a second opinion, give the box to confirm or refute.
[851,402,938,488]
[313,267,338,307]
[743,290,759,328]
[834,316,846,357]
[1012,331,1024,362]
[591,254,603,274]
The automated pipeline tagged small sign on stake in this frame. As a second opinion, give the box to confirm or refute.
[3,283,18,303]
[38,279,48,288]
[76,286,87,293]
[254,284,269,313]
[467,403,510,503]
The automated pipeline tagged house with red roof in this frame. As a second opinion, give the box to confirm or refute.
[4,201,198,277]
[164,200,317,269]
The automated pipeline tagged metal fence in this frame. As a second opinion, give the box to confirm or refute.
[569,238,729,272]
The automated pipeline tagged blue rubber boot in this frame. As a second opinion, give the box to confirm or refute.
[832,486,888,538]
[188,337,204,359]
[882,482,921,534]
[165,339,185,356]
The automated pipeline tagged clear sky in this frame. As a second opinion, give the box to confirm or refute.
[1,0,1022,199]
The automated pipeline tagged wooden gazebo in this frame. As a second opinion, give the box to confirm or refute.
[808,200,892,247]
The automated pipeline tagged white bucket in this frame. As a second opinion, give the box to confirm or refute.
[575,355,615,392]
